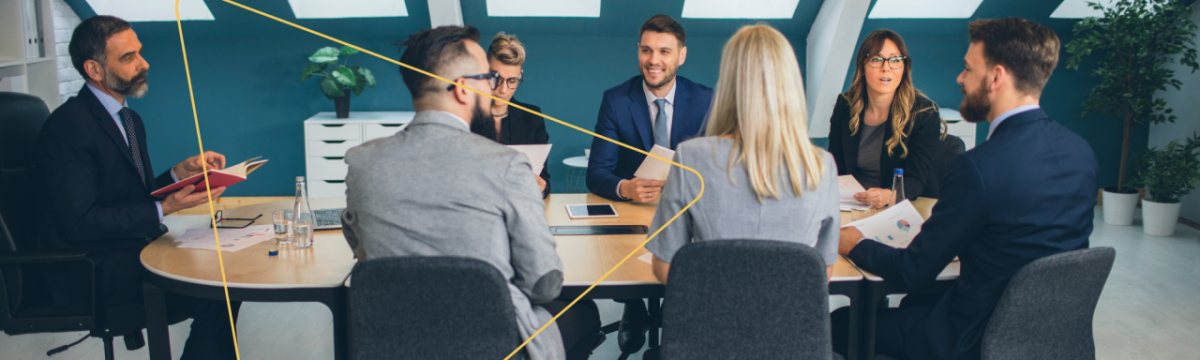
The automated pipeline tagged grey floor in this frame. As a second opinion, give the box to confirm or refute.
[3,206,1198,360]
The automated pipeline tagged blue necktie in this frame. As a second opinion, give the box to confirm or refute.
[653,98,669,148]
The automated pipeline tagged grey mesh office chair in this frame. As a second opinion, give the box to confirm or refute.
[348,256,527,359]
[658,240,837,360]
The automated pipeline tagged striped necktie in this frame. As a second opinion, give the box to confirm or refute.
[118,107,147,187]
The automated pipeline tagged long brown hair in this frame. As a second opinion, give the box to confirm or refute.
[843,29,943,158]
[706,24,824,201]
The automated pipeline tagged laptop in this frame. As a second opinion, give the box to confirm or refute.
[313,207,345,230]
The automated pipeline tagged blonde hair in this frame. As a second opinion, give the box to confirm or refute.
[844,29,943,158]
[487,32,525,66]
[706,24,825,201]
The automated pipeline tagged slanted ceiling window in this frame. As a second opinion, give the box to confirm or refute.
[86,0,214,21]
[681,0,800,19]
[867,0,983,19]
[289,0,408,19]
[486,0,601,17]
[1050,0,1115,18]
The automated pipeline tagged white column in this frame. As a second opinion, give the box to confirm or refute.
[805,0,871,137]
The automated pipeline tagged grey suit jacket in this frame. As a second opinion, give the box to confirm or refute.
[342,110,566,359]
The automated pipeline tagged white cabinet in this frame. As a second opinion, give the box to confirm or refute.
[303,111,415,197]
[945,120,977,151]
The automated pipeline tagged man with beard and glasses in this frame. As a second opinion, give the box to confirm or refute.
[339,25,603,360]
[586,14,714,203]
[34,16,239,358]
[830,18,1098,360]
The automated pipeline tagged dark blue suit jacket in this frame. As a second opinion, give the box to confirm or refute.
[849,109,1098,360]
[35,85,173,306]
[586,75,713,200]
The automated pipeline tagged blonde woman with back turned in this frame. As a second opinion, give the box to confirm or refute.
[645,24,840,284]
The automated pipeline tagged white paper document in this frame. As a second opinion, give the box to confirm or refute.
[838,175,870,211]
[842,200,924,249]
[638,252,653,264]
[634,145,676,181]
[175,225,275,252]
[508,144,553,175]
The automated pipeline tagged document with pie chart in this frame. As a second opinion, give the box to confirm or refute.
[841,200,924,249]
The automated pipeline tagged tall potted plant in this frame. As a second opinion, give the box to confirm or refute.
[301,46,377,118]
[1130,134,1200,236]
[1065,0,1198,225]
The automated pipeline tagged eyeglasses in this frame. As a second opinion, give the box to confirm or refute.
[497,75,524,89]
[210,210,262,229]
[446,71,501,91]
[867,56,907,70]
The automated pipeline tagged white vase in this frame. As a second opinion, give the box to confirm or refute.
[1102,188,1139,225]
[1141,199,1182,236]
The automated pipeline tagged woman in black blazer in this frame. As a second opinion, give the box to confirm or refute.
[828,29,945,207]
[488,32,552,198]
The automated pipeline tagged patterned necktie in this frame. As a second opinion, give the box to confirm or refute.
[653,98,669,148]
[118,107,147,187]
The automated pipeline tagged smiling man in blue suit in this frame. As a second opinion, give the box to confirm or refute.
[587,14,714,203]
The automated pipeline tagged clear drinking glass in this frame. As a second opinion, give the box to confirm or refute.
[272,210,292,244]
[293,223,314,248]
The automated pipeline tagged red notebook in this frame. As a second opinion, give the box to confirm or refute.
[150,157,269,197]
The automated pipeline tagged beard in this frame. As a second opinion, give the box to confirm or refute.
[104,67,149,99]
[469,94,499,141]
[959,78,991,124]
[642,63,678,89]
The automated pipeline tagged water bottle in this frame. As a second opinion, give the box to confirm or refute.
[292,176,315,248]
[889,168,905,207]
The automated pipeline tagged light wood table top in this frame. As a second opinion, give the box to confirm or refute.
[141,197,355,289]
[548,194,865,285]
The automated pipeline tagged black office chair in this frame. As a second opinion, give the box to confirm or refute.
[658,240,837,360]
[922,134,965,199]
[874,247,1115,360]
[348,256,527,360]
[0,92,159,359]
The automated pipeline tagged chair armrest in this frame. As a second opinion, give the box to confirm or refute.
[0,251,93,265]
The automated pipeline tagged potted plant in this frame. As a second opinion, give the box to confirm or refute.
[301,46,377,118]
[1065,0,1198,225]
[1129,134,1200,236]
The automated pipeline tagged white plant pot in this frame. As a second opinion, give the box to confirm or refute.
[1141,199,1182,236]
[1102,188,1139,226]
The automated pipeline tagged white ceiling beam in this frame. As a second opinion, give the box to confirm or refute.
[806,0,871,137]
[428,0,463,27]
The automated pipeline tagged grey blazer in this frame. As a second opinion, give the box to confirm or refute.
[341,110,566,359]
[646,137,841,266]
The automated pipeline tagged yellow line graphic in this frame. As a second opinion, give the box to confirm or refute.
[176,1,708,358]
[175,1,242,359]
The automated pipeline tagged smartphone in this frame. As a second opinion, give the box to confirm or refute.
[566,204,618,219]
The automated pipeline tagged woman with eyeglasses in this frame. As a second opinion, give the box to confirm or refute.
[486,32,552,198]
[829,29,945,208]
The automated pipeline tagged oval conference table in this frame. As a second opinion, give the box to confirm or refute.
[141,194,952,360]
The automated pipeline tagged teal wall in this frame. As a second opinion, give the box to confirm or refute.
[65,0,1153,194]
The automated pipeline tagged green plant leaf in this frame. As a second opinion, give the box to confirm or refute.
[340,46,360,56]
[352,73,366,97]
[301,63,327,83]
[320,77,344,98]
[308,47,341,64]
[332,66,357,87]
[356,67,376,88]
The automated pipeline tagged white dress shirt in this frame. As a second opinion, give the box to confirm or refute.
[616,80,679,199]
[86,84,177,221]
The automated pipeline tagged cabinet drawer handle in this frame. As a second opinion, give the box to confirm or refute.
[323,156,345,160]
[323,180,345,184]
[321,124,346,128]
[380,123,405,127]
[322,140,346,144]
